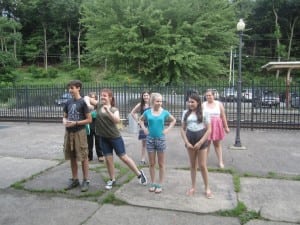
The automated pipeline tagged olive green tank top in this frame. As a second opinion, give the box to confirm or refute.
[95,104,120,138]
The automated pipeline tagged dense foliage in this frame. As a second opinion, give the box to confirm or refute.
[0,0,300,85]
[81,0,236,84]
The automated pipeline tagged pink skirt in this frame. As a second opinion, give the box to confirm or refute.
[208,116,225,141]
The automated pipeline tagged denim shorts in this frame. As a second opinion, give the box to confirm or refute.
[146,136,166,152]
[100,136,126,157]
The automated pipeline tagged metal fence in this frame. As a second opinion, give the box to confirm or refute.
[0,82,299,130]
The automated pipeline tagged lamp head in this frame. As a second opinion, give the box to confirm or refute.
[237,19,245,32]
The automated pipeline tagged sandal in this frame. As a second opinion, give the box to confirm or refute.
[149,183,156,192]
[205,190,214,199]
[155,184,162,194]
[186,188,196,196]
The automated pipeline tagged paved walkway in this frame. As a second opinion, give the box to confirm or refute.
[0,122,299,225]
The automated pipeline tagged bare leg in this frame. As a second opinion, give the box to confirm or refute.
[70,157,78,179]
[198,148,213,198]
[213,140,224,168]
[187,147,197,195]
[206,140,212,156]
[198,149,209,191]
[157,151,165,185]
[148,152,156,184]
[105,155,115,180]
[141,140,147,162]
[119,154,141,176]
[81,158,89,180]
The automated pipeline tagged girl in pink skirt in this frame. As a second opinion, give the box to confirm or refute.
[203,89,230,168]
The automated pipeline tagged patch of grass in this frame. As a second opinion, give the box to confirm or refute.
[208,167,235,174]
[101,193,127,205]
[243,172,255,177]
[16,67,73,85]
[294,175,300,181]
[218,201,260,225]
[11,180,67,195]
[219,201,247,217]
[10,180,25,189]
[233,173,241,192]
[26,188,67,195]
[267,171,277,178]
[242,171,300,181]
[89,165,107,173]
[115,163,129,177]
[124,172,135,184]
[239,210,260,224]
[78,190,104,198]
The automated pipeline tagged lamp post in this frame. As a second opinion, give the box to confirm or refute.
[234,19,245,148]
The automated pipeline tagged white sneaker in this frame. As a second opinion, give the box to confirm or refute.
[138,170,147,185]
[105,180,116,190]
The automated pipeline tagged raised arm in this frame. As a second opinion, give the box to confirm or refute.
[103,105,120,124]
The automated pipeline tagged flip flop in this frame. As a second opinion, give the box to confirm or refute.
[155,184,162,194]
[149,183,156,192]
[205,190,214,199]
[186,188,196,196]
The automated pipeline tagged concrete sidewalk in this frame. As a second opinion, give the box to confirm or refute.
[0,122,299,225]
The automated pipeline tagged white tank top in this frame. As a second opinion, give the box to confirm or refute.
[203,101,221,117]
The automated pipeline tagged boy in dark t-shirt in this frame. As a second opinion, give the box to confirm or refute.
[63,80,92,192]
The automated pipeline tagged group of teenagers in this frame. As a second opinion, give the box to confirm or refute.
[63,80,229,198]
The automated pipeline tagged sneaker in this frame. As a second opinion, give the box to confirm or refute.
[105,179,116,190]
[65,178,80,190]
[138,170,147,185]
[81,179,90,192]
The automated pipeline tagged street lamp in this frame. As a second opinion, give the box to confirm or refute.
[234,19,246,149]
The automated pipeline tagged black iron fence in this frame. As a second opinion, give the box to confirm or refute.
[0,82,299,130]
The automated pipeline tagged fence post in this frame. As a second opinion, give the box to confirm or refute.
[250,80,254,130]
[25,85,30,124]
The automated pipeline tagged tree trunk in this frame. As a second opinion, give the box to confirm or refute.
[77,30,81,68]
[273,4,280,79]
[43,25,48,71]
[287,17,298,60]
[13,27,17,59]
[252,40,256,57]
[68,26,72,65]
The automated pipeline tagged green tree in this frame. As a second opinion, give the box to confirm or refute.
[52,0,82,65]
[0,4,22,59]
[245,0,300,79]
[82,0,236,84]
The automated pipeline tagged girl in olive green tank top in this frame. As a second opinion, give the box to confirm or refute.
[90,88,148,189]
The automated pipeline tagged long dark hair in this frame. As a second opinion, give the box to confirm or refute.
[183,93,203,123]
[140,90,150,112]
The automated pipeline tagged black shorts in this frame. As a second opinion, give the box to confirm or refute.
[186,129,208,150]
